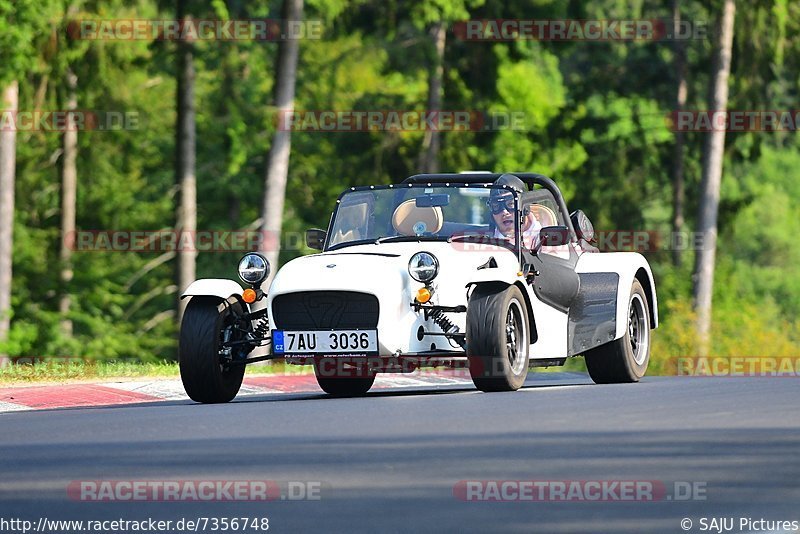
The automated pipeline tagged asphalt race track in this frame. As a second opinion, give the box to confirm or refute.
[1,373,798,533]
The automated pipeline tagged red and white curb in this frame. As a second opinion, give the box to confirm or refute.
[0,371,474,413]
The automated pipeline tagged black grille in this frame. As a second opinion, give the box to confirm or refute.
[272,291,380,329]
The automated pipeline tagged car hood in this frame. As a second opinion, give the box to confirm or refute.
[268,241,516,299]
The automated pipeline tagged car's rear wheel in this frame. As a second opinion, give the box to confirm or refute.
[313,359,375,397]
[179,297,246,403]
[584,279,650,383]
[467,284,530,392]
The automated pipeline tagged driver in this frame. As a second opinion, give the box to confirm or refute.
[487,175,541,250]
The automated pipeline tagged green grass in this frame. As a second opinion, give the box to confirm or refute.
[0,360,180,385]
[0,359,314,385]
[0,355,592,386]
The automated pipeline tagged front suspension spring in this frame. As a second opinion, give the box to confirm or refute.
[428,308,459,334]
[252,317,270,338]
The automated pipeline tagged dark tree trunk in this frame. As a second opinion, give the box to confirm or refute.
[175,0,197,325]
[418,21,446,173]
[671,0,688,267]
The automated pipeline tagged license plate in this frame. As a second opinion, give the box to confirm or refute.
[272,330,378,355]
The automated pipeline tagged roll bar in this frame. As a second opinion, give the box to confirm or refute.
[402,172,577,241]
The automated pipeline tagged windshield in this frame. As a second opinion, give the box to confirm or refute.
[326,185,521,250]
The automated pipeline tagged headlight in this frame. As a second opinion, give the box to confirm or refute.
[238,253,270,286]
[408,252,439,284]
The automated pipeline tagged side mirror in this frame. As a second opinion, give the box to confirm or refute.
[569,209,595,243]
[533,225,570,254]
[305,228,326,250]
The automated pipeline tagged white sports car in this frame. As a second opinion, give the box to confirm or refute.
[179,172,658,402]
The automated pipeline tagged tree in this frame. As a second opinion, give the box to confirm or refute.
[413,0,484,173]
[0,81,18,365]
[670,0,688,267]
[693,0,736,352]
[175,0,197,323]
[260,0,303,280]
[417,21,446,173]
[59,68,78,336]
[0,0,48,363]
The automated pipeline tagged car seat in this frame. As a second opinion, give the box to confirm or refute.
[330,202,368,244]
[391,199,444,236]
[529,204,558,228]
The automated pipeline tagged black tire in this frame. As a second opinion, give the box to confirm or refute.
[584,279,651,384]
[313,359,375,397]
[467,284,530,392]
[179,297,246,403]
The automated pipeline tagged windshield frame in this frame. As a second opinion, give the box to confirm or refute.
[323,183,522,257]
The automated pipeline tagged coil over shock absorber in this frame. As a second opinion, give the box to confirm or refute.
[428,308,459,334]
[252,317,270,339]
[427,308,466,349]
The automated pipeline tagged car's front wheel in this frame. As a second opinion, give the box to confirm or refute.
[584,279,651,383]
[467,284,530,392]
[179,297,246,403]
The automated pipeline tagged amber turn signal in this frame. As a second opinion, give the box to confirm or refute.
[416,287,432,303]
[242,288,258,304]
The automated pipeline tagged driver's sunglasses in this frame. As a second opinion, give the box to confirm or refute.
[488,197,516,215]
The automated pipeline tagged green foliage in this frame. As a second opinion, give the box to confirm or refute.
[650,280,800,375]
[1,0,798,367]
[410,0,485,28]
[485,42,586,185]
[0,0,57,84]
